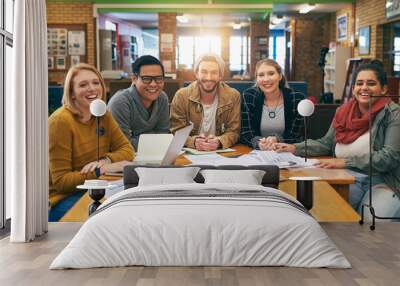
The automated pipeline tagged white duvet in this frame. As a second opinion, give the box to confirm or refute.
[50,183,351,269]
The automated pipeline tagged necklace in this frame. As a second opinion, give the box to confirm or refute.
[264,93,282,119]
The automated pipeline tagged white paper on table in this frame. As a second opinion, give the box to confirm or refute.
[185,153,263,166]
[183,147,235,155]
[186,150,317,168]
[184,154,227,165]
[251,151,318,168]
[214,153,264,166]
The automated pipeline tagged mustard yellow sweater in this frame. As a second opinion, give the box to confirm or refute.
[49,107,134,206]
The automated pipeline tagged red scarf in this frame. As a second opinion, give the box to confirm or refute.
[333,97,390,144]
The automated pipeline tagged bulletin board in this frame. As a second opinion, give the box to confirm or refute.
[47,24,87,71]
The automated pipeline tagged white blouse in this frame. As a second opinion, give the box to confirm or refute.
[335,131,370,158]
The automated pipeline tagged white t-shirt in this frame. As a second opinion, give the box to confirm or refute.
[199,96,218,135]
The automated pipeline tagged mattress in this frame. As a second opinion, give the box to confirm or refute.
[50,183,350,269]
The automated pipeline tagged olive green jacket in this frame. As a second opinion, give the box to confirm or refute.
[294,102,400,197]
[170,81,241,149]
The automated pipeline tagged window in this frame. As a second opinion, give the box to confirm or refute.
[393,37,400,73]
[269,29,286,73]
[1,0,14,230]
[142,29,159,58]
[194,36,221,59]
[177,35,221,68]
[177,36,193,68]
[229,35,248,72]
[5,0,13,33]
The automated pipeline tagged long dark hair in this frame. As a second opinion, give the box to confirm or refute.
[352,59,387,87]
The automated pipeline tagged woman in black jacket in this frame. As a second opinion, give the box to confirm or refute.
[240,59,305,149]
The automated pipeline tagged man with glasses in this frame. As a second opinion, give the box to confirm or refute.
[170,53,240,151]
[109,55,170,150]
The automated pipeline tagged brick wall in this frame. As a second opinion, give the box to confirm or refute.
[158,13,177,74]
[220,27,231,79]
[47,2,95,84]
[292,14,331,99]
[354,0,386,58]
[249,18,269,76]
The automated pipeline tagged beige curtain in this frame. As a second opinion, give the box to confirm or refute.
[8,0,48,242]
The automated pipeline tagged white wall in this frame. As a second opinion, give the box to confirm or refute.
[98,14,144,55]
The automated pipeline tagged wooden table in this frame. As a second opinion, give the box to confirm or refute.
[61,145,359,222]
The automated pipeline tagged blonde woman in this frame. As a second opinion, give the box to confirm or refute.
[48,63,134,221]
[240,59,305,150]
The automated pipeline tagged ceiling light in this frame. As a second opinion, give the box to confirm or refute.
[176,15,189,23]
[299,4,316,14]
[233,22,242,30]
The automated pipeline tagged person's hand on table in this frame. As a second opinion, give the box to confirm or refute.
[314,158,346,169]
[99,160,132,175]
[204,135,220,150]
[195,134,220,151]
[271,143,296,154]
[80,158,110,174]
[259,136,278,150]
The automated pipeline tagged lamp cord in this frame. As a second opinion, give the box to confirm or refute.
[304,117,307,162]
[97,116,100,162]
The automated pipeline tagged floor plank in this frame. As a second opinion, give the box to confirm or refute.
[0,222,399,286]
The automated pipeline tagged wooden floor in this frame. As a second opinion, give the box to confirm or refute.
[0,222,399,286]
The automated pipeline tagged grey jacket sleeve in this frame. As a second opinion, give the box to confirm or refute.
[108,94,137,149]
[294,123,335,157]
[346,110,400,173]
[153,93,170,133]
[251,136,262,149]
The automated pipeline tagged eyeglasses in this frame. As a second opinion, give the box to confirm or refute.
[136,75,164,84]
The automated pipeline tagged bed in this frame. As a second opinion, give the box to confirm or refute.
[50,165,350,269]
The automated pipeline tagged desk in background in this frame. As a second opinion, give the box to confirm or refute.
[61,145,359,222]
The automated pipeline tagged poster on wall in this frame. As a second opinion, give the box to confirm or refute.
[68,31,85,55]
[56,56,66,70]
[337,14,348,41]
[386,0,400,18]
[161,33,173,43]
[47,28,68,56]
[71,55,80,66]
[162,60,172,73]
[161,42,173,53]
[48,57,54,69]
[160,33,174,53]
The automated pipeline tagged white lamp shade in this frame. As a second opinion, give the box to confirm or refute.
[90,99,107,117]
[297,99,315,117]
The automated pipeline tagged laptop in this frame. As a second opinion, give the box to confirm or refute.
[133,123,193,165]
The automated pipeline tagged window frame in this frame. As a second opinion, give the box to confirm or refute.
[229,35,248,72]
[1,0,14,231]
[177,35,222,69]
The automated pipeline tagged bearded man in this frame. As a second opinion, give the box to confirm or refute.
[170,53,240,151]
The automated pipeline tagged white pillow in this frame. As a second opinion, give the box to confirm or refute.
[200,169,266,185]
[136,167,200,186]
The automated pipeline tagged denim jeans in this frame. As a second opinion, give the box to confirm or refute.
[48,191,85,222]
[348,170,400,220]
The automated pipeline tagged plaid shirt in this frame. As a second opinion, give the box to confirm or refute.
[240,86,305,148]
